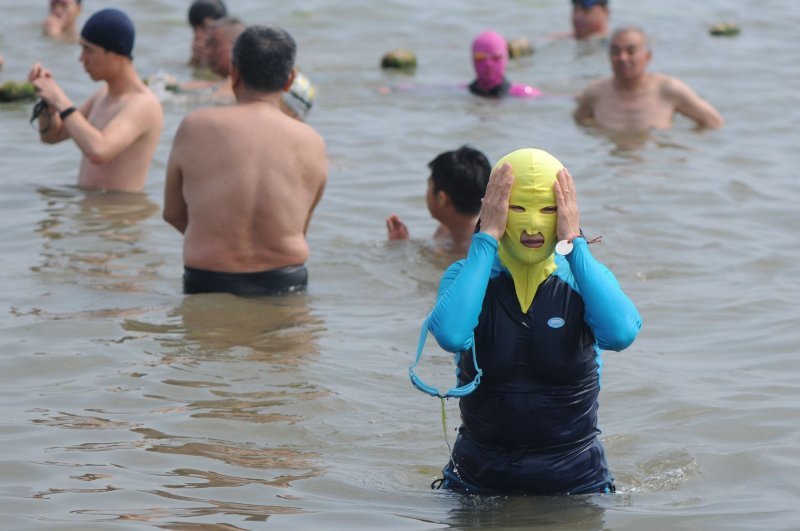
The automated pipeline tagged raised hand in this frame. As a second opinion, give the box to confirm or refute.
[479,162,514,242]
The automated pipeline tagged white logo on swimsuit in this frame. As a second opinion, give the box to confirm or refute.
[547,317,565,329]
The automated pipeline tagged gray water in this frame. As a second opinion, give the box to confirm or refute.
[1,0,799,529]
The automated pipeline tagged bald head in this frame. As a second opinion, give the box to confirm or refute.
[610,27,649,51]
[609,26,652,83]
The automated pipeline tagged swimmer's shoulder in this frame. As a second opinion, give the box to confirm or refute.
[576,76,609,102]
[655,73,694,100]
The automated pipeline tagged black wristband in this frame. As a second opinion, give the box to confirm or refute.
[59,106,77,120]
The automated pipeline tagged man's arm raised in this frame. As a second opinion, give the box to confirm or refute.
[29,63,94,144]
[59,94,160,164]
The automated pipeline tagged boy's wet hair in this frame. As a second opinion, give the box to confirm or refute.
[188,0,227,28]
[429,146,491,216]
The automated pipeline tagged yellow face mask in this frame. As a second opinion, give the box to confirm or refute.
[495,148,564,313]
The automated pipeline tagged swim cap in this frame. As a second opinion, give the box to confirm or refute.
[282,72,315,120]
[81,9,135,58]
[572,0,608,7]
[472,30,508,91]
[495,148,564,313]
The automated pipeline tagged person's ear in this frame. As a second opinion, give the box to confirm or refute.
[231,64,242,90]
[282,68,297,92]
[436,190,449,208]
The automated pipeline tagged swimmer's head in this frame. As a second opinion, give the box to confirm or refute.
[572,0,610,40]
[49,0,82,23]
[80,8,135,58]
[572,0,608,7]
[496,148,563,266]
[232,25,296,93]
[427,146,491,218]
[609,27,651,81]
[281,72,316,121]
[472,31,508,90]
[495,148,564,313]
[188,0,227,29]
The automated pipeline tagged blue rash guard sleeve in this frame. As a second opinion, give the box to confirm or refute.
[563,237,642,351]
[429,232,498,353]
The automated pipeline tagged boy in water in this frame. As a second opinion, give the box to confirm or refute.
[387,146,490,255]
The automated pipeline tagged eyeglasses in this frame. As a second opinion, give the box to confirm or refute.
[408,314,482,399]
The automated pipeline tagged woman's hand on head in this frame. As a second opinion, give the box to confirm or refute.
[554,168,581,241]
[479,162,514,242]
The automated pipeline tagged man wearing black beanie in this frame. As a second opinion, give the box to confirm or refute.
[28,8,163,193]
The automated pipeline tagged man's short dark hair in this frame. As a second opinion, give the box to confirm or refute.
[429,146,491,216]
[232,26,296,93]
[188,0,227,28]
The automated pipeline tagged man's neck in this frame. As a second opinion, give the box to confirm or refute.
[441,213,479,250]
[614,72,648,92]
[234,87,283,106]
[105,62,141,95]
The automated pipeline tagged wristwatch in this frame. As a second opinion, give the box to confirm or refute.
[59,106,78,120]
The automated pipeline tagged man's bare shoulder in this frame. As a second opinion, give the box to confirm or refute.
[175,105,228,136]
[127,87,163,117]
[292,118,326,148]
[580,77,613,98]
[655,73,694,99]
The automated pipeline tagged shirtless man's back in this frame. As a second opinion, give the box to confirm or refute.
[164,25,327,296]
[574,27,723,132]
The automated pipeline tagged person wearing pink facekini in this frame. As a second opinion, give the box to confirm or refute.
[469,31,542,99]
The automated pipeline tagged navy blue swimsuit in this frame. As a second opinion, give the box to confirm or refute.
[428,233,641,494]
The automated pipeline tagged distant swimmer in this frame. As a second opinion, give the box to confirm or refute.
[163,26,328,296]
[469,31,542,98]
[571,0,610,40]
[574,27,724,131]
[43,0,83,41]
[29,8,164,192]
[387,146,490,256]
[174,18,317,121]
[193,16,246,100]
[187,0,227,68]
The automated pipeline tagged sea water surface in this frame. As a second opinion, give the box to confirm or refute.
[1,0,799,529]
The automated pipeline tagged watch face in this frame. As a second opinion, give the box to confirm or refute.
[555,239,573,256]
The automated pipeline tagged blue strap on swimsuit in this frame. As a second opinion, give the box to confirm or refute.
[408,314,482,398]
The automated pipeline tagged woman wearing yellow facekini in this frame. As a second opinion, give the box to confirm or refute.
[422,148,641,495]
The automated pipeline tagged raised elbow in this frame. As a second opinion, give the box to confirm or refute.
[599,318,642,352]
[431,327,473,353]
[85,149,111,165]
